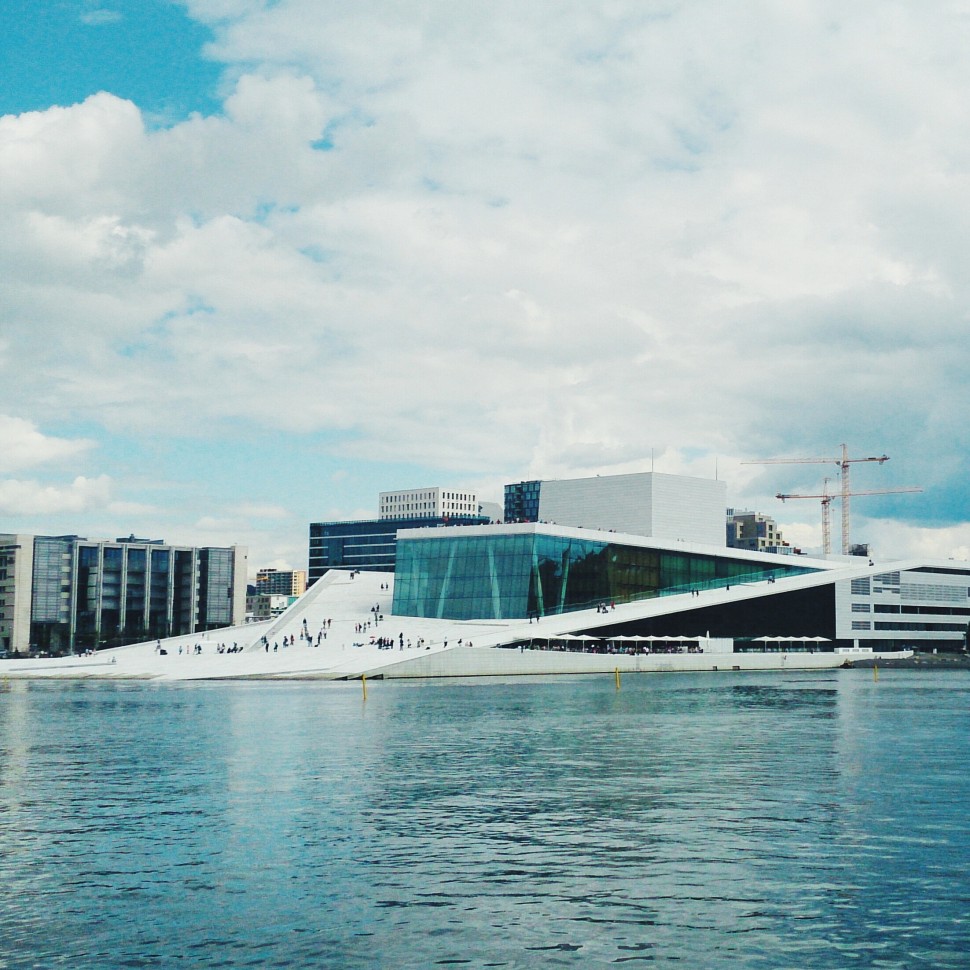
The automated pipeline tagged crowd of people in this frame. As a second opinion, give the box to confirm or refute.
[152,588,472,663]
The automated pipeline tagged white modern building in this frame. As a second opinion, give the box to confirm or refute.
[506,472,727,546]
[379,487,480,521]
[834,566,970,647]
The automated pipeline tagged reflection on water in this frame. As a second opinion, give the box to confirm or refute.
[1,671,968,968]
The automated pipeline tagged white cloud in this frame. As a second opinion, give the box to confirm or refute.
[80,9,123,26]
[0,475,112,515]
[1,2,969,561]
[0,416,94,473]
[859,518,970,563]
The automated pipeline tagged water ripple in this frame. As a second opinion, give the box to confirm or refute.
[0,673,968,968]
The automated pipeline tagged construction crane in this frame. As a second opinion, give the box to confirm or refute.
[743,444,890,554]
[776,481,923,556]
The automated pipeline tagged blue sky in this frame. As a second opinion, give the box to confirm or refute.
[1,1,968,573]
[0,2,221,120]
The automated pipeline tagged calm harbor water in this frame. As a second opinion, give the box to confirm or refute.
[0,670,968,969]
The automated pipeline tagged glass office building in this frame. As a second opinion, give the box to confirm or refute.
[308,515,490,582]
[0,534,247,655]
[503,480,541,522]
[393,526,817,621]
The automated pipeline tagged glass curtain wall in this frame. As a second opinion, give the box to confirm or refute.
[29,536,74,653]
[124,547,148,639]
[394,533,817,621]
[149,549,171,638]
[74,544,101,650]
[198,548,233,630]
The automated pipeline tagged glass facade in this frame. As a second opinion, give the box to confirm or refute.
[198,548,234,630]
[504,481,541,522]
[23,537,242,654]
[393,531,818,621]
[29,536,74,653]
[308,515,490,582]
[149,549,171,637]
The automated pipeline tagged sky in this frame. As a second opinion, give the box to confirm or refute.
[1,0,968,575]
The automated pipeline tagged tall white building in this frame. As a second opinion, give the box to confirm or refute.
[532,472,727,546]
[379,487,479,521]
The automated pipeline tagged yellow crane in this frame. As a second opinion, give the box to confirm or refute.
[776,481,923,556]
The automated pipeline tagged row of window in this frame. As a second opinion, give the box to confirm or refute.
[874,604,970,615]
[899,583,970,602]
[850,578,969,602]
[855,601,970,615]
[381,490,476,503]
[852,620,968,632]
[874,621,967,632]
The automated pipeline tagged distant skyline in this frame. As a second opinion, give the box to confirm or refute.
[1,1,967,574]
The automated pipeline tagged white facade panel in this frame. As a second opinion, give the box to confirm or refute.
[649,474,727,546]
[835,565,970,647]
[537,472,726,545]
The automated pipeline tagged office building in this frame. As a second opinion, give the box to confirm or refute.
[379,487,480,521]
[247,592,298,621]
[504,480,541,522]
[255,568,307,597]
[726,509,793,555]
[310,485,491,582]
[309,514,490,583]
[0,534,247,655]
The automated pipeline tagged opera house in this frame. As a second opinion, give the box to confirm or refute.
[3,472,966,681]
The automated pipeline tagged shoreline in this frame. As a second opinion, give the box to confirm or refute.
[846,652,970,670]
[3,651,969,681]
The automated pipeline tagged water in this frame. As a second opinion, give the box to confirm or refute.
[0,670,968,969]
